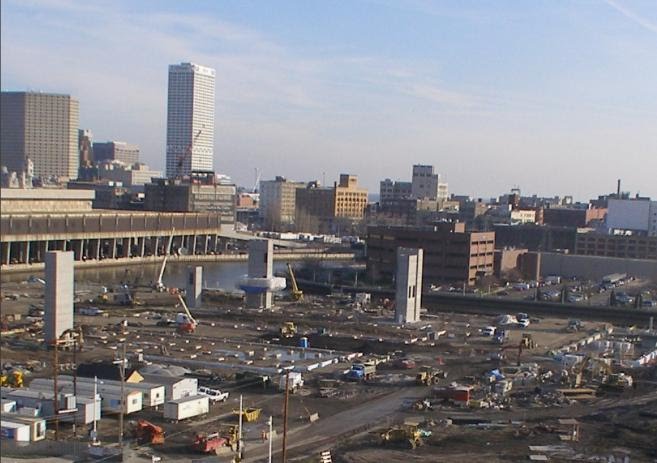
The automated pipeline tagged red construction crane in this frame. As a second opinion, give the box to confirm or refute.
[176,129,203,178]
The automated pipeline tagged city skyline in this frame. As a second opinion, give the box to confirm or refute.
[1,0,656,199]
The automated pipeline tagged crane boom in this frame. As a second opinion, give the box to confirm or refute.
[286,263,303,301]
[177,294,197,325]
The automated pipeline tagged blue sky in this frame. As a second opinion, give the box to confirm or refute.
[2,0,656,200]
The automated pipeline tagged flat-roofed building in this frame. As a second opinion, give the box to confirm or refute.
[367,222,495,286]
[574,231,657,260]
[295,175,368,234]
[259,176,305,231]
[1,91,79,179]
[93,141,140,165]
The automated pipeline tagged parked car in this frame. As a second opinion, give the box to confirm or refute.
[642,300,657,308]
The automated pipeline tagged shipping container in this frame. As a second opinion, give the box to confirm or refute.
[1,420,31,442]
[2,414,46,441]
[164,395,209,421]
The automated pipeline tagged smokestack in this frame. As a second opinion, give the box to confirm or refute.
[617,179,621,197]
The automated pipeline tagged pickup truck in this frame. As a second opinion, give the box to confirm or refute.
[198,386,229,403]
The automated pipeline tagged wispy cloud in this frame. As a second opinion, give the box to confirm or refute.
[604,0,657,34]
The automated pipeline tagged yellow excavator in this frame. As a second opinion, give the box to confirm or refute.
[1,370,24,388]
[286,263,303,301]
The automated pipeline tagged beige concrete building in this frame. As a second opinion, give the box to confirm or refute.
[1,92,79,179]
[295,175,368,234]
[93,141,140,165]
[259,176,305,231]
[334,174,368,219]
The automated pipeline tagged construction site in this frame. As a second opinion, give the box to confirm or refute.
[1,245,657,463]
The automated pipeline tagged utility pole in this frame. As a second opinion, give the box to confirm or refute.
[52,339,60,441]
[72,336,78,436]
[92,376,98,443]
[117,341,126,451]
[238,394,243,460]
[282,371,290,463]
[268,416,273,463]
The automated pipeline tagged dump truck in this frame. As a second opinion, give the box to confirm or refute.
[381,425,423,449]
[345,362,376,381]
[279,372,304,392]
[415,366,447,386]
[133,419,165,445]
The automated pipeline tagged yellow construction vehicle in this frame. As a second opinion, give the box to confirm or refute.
[280,321,297,338]
[380,425,423,449]
[520,333,535,349]
[286,263,303,301]
[415,366,446,386]
[0,370,24,388]
[601,373,634,392]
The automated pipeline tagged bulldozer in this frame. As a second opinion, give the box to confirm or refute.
[133,419,165,445]
[380,425,423,449]
[415,366,446,386]
[0,370,24,388]
[280,321,297,338]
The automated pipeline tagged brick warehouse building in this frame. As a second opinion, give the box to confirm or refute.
[366,223,495,287]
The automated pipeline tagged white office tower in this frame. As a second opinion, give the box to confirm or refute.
[246,240,274,309]
[186,266,203,309]
[395,248,423,324]
[45,251,74,344]
[166,62,216,178]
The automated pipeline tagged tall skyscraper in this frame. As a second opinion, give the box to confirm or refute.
[166,62,215,178]
[1,92,79,179]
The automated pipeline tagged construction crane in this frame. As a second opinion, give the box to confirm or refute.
[176,294,197,334]
[154,231,175,292]
[252,168,262,193]
[176,129,203,178]
[286,263,303,301]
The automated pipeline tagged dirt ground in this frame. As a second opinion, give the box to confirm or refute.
[2,279,657,462]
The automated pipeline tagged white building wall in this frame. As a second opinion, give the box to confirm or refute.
[607,199,653,234]
[166,63,215,177]
[44,251,74,343]
[395,247,423,323]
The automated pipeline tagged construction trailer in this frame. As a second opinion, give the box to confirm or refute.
[1,387,97,424]
[141,374,198,401]
[2,414,46,441]
[0,387,76,417]
[28,380,143,415]
[1,399,17,413]
[54,375,165,408]
[164,395,209,421]
[1,420,31,442]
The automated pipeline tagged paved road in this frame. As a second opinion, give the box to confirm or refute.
[243,385,429,462]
